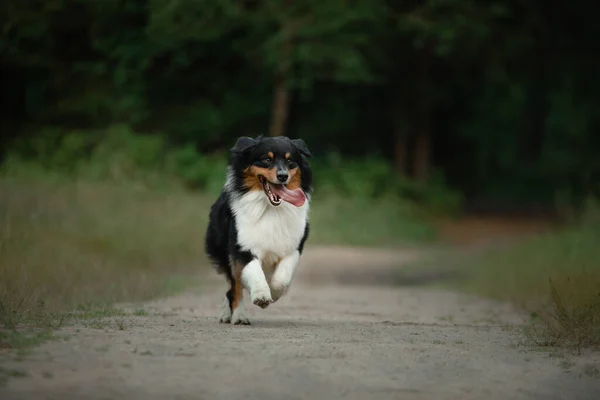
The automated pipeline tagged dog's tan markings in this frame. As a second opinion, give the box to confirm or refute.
[232,268,243,311]
[242,167,262,191]
[286,168,302,190]
[246,165,277,184]
[243,166,277,191]
[272,256,282,268]
[285,152,291,160]
[267,151,274,159]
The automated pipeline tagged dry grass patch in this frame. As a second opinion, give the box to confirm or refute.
[0,171,440,349]
[453,212,600,351]
[0,177,210,345]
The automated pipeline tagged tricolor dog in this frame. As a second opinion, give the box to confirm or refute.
[205,135,313,324]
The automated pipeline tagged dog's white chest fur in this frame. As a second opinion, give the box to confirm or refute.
[231,190,308,266]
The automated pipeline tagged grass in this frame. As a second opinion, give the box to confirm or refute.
[0,366,28,386]
[0,330,58,351]
[0,176,212,347]
[308,195,436,246]
[0,170,435,350]
[449,211,600,351]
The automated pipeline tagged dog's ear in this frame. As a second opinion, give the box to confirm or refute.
[292,138,312,158]
[231,136,257,155]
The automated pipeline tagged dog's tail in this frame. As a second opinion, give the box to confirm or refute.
[209,258,228,276]
[208,255,234,287]
[204,229,232,282]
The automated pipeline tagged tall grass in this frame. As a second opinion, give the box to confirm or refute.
[0,176,434,332]
[455,204,600,350]
[0,125,452,347]
[308,195,435,246]
[0,178,211,332]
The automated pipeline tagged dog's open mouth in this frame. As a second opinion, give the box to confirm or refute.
[258,176,306,207]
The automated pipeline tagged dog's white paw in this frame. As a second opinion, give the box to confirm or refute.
[270,285,289,303]
[270,289,284,303]
[251,289,273,309]
[231,307,251,325]
[270,277,291,302]
[219,313,232,323]
[218,297,232,323]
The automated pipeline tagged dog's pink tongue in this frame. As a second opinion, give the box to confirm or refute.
[271,185,306,207]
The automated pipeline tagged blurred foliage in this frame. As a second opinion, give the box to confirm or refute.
[1,0,599,213]
[4,125,462,216]
[450,200,600,349]
[312,153,463,215]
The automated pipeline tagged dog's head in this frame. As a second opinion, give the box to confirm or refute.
[228,135,313,207]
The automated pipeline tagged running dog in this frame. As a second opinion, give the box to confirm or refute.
[205,135,313,324]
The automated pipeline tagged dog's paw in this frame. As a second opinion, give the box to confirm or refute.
[219,313,232,323]
[251,290,273,309]
[218,298,232,323]
[270,286,288,303]
[233,317,251,325]
[270,278,291,303]
[231,311,251,325]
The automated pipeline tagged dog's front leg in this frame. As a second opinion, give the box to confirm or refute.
[241,258,273,309]
[270,250,300,302]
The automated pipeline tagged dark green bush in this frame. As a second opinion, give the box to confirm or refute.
[4,125,463,215]
[312,153,464,215]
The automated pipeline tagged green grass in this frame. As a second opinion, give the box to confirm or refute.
[0,366,29,387]
[0,176,212,344]
[0,169,436,350]
[0,330,58,351]
[451,213,600,351]
[308,195,436,246]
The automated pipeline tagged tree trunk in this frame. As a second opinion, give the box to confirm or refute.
[524,21,547,164]
[268,73,289,137]
[268,23,293,137]
[412,48,431,182]
[394,130,408,174]
[413,124,430,181]
[391,105,408,175]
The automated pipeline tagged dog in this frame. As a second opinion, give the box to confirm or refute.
[205,135,313,325]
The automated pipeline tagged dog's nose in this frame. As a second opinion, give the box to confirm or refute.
[276,171,288,183]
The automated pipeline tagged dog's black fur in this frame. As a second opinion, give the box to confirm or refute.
[204,135,313,315]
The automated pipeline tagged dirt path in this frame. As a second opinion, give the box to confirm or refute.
[1,245,599,400]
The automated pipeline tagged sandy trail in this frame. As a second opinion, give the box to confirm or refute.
[1,245,599,400]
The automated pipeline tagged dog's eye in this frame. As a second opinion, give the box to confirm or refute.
[262,157,272,165]
[287,160,297,168]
